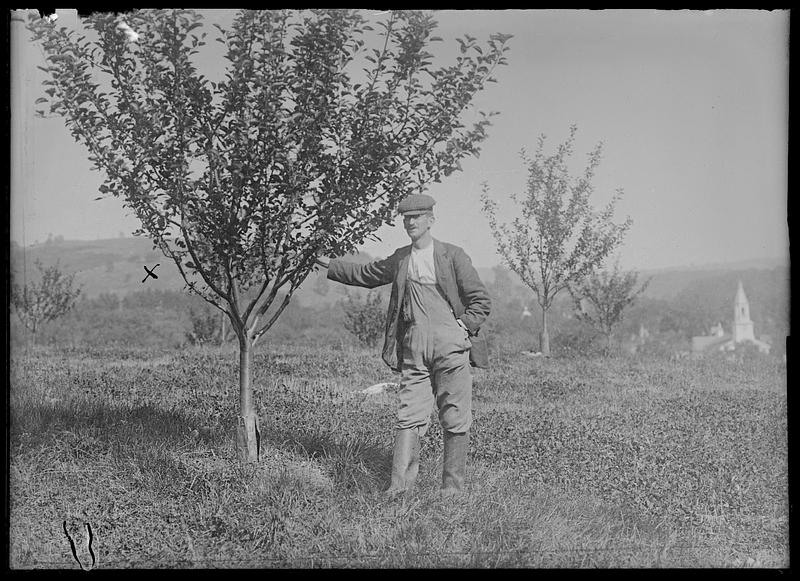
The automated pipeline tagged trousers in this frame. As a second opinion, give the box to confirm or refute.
[396,279,473,435]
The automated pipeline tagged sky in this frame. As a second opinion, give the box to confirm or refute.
[9,9,790,271]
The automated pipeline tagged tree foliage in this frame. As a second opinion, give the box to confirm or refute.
[12,259,82,341]
[27,9,511,460]
[481,125,631,355]
[341,290,386,348]
[28,9,512,346]
[186,302,227,346]
[570,261,651,351]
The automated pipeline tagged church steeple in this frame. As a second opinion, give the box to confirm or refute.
[733,280,755,343]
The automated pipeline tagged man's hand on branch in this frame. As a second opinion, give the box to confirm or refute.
[315,253,330,269]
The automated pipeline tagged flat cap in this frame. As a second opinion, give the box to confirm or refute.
[397,194,436,216]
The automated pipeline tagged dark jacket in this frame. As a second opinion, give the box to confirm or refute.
[328,239,491,370]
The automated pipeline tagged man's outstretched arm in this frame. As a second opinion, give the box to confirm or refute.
[319,252,397,289]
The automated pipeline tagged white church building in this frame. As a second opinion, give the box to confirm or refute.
[691,281,771,355]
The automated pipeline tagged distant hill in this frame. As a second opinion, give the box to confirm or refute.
[480,256,788,302]
[10,237,788,305]
[637,256,789,301]
[11,237,184,299]
[9,237,376,304]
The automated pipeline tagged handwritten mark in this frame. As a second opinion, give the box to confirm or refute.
[142,263,160,283]
[63,520,96,571]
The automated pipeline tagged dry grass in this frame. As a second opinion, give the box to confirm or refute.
[8,341,788,569]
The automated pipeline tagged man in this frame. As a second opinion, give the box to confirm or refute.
[316,194,491,496]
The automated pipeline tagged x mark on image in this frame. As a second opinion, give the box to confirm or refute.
[142,263,160,283]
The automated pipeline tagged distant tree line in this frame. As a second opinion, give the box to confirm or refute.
[9,262,787,360]
[11,259,82,344]
[10,286,362,350]
[484,264,788,357]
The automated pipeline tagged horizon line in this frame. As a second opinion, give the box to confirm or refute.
[11,235,788,274]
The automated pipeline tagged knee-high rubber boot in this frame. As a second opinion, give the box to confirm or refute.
[385,427,420,496]
[441,431,469,494]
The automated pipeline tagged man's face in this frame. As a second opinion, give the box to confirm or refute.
[403,212,435,241]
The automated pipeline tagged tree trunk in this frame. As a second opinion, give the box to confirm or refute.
[236,333,260,462]
[219,311,226,346]
[540,308,550,356]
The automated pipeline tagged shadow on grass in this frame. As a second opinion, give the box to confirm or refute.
[10,392,219,451]
[261,425,393,493]
[12,393,394,494]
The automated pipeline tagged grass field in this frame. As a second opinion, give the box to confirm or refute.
[8,339,788,569]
